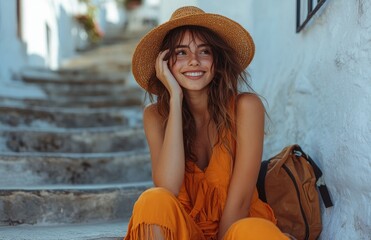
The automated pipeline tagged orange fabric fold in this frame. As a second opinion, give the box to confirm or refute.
[124,187,205,240]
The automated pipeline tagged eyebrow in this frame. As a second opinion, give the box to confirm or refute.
[175,43,211,48]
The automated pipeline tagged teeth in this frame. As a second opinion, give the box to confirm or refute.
[184,72,203,77]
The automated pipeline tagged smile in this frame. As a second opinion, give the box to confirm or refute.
[183,71,204,77]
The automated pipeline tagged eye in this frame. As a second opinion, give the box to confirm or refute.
[200,48,211,55]
[175,49,186,56]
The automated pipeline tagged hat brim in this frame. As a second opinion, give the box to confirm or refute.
[132,12,255,94]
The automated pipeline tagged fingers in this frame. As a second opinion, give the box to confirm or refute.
[156,50,169,66]
[155,49,170,79]
[154,49,182,96]
[159,49,169,61]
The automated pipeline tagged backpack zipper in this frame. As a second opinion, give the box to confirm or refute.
[282,164,310,240]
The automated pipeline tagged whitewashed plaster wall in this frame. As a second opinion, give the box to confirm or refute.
[92,0,127,38]
[157,0,250,29]
[0,0,94,84]
[198,0,253,32]
[0,1,27,83]
[21,0,84,69]
[243,1,371,239]
[158,0,197,24]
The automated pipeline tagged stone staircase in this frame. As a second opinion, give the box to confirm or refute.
[0,33,152,239]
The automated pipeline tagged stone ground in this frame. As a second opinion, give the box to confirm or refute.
[0,29,153,239]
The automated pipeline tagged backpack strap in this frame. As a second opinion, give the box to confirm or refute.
[257,159,270,203]
[293,145,334,208]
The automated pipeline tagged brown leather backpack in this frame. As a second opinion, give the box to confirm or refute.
[257,145,333,240]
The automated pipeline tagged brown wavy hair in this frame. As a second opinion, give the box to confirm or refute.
[146,25,253,162]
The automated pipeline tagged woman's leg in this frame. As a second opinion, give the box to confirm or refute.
[223,218,290,240]
[124,187,204,240]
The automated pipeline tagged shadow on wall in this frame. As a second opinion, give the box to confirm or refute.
[24,5,75,69]
[100,4,128,38]
[28,54,45,67]
[57,5,75,66]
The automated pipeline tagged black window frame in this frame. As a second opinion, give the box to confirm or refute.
[296,0,327,33]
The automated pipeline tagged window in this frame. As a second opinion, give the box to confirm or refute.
[296,0,327,33]
[17,0,22,39]
[46,23,51,65]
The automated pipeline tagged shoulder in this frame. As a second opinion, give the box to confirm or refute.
[236,93,265,116]
[143,102,166,140]
[234,93,265,143]
[143,102,163,124]
[143,102,158,117]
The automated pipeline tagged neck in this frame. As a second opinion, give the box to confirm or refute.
[184,89,210,127]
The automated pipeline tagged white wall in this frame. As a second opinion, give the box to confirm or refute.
[156,0,250,31]
[158,0,197,24]
[243,1,371,239]
[93,0,127,38]
[0,0,94,83]
[0,0,91,98]
[198,0,252,32]
[21,0,83,69]
[0,1,27,83]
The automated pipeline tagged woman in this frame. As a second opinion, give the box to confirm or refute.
[125,6,290,240]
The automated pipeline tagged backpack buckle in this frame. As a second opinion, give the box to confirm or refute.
[316,176,325,187]
[293,150,302,157]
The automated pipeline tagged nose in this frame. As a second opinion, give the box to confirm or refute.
[188,52,200,66]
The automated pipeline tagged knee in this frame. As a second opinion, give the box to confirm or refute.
[135,187,178,211]
[226,218,257,236]
[138,187,176,202]
[131,187,181,225]
[225,218,288,240]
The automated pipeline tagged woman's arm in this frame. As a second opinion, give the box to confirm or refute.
[218,93,265,239]
[142,50,185,196]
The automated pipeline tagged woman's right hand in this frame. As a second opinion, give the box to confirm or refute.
[155,50,182,97]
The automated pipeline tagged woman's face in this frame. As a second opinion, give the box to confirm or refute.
[169,30,215,93]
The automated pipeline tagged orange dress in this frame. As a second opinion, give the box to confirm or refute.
[124,139,289,240]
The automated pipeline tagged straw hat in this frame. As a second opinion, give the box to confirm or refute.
[132,6,255,94]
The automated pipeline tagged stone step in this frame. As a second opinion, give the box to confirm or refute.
[0,220,128,240]
[61,33,141,77]
[0,104,142,129]
[32,82,143,98]
[0,151,151,187]
[21,67,130,85]
[0,181,153,225]
[0,127,147,153]
[0,94,144,108]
